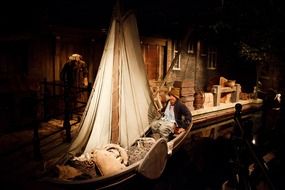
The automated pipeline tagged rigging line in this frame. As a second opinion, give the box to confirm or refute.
[125,14,155,137]
[70,62,101,149]
[183,53,191,80]
[94,59,111,143]
[194,40,200,89]
[121,13,147,147]
[153,28,193,100]
[234,112,276,190]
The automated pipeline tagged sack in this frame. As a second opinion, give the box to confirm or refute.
[150,119,175,141]
[94,149,126,176]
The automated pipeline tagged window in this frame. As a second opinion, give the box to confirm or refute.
[187,41,194,54]
[172,40,181,70]
[207,47,217,70]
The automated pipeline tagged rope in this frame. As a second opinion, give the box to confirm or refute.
[153,28,193,102]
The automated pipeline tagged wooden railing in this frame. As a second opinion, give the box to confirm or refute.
[33,78,91,160]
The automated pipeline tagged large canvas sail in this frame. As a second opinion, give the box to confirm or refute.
[68,10,156,157]
[44,5,192,187]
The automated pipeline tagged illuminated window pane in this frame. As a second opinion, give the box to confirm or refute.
[207,47,217,70]
[173,40,181,70]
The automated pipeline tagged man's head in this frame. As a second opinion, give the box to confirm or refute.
[159,87,170,103]
[69,54,83,61]
[168,87,180,105]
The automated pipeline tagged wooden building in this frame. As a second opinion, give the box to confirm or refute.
[1,1,278,133]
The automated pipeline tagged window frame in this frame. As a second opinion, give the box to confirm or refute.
[172,40,181,71]
[207,47,217,70]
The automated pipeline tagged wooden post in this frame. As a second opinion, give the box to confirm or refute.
[232,84,241,103]
[32,91,42,160]
[33,121,42,160]
[43,78,48,121]
[234,103,242,121]
[212,85,221,106]
[63,81,72,142]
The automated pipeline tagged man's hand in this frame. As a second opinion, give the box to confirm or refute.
[174,127,185,134]
[83,77,88,87]
[177,128,185,134]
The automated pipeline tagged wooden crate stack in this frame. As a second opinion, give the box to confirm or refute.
[173,79,195,111]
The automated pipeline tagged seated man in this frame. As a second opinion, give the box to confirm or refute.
[150,87,192,141]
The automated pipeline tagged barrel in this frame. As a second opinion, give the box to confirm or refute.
[193,90,205,110]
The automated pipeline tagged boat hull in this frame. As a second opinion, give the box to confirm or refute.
[44,138,169,189]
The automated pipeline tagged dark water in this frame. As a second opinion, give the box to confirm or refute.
[114,137,234,190]
[115,135,285,190]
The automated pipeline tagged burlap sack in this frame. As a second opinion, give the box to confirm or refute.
[94,149,126,176]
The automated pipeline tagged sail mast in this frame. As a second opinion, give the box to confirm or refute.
[111,1,121,144]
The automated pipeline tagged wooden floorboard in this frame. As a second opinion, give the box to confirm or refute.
[0,118,79,188]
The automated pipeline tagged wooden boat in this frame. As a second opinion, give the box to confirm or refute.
[42,3,193,189]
